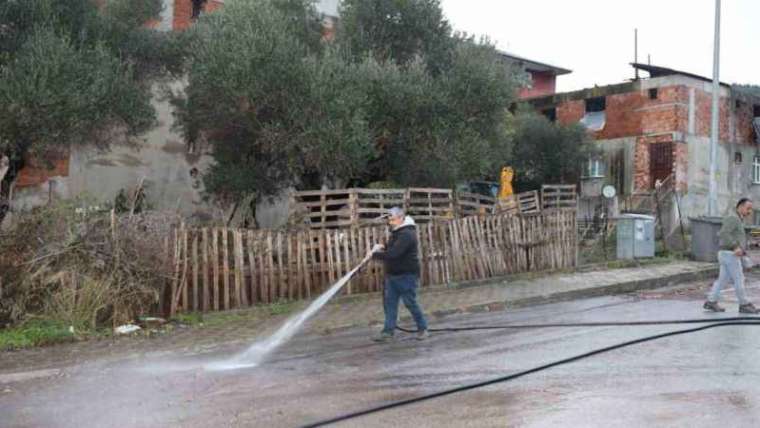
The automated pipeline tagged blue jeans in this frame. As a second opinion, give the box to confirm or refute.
[383,274,428,334]
[708,251,750,305]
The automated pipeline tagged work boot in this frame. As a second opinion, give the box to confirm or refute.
[739,303,760,314]
[372,331,394,343]
[416,330,430,341]
[703,301,726,312]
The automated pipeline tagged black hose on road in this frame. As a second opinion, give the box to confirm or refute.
[302,320,760,427]
[395,316,760,332]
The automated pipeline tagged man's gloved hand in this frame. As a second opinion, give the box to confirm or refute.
[366,244,384,259]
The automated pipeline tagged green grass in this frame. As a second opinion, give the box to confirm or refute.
[267,300,298,315]
[172,301,303,329]
[0,320,76,351]
[170,312,204,326]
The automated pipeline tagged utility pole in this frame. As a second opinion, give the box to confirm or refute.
[708,0,721,216]
[634,29,639,80]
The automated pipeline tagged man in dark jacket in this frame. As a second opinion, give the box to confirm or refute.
[369,207,429,342]
[704,198,760,313]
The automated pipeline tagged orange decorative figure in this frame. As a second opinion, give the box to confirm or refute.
[498,167,514,200]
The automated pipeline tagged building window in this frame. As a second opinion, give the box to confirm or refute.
[648,88,658,100]
[581,97,606,131]
[542,108,557,122]
[585,157,606,178]
[754,105,760,118]
[735,152,743,164]
[753,156,760,184]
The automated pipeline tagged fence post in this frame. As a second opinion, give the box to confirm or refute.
[349,189,358,227]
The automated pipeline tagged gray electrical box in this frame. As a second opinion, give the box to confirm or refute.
[616,214,655,259]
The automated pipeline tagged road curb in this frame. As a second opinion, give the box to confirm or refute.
[320,266,719,334]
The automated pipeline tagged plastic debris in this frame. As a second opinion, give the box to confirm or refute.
[114,324,142,335]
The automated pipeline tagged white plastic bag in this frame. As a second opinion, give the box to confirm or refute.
[742,256,755,270]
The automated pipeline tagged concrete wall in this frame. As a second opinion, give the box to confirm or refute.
[256,191,291,229]
[158,0,174,31]
[13,82,220,223]
[681,134,760,218]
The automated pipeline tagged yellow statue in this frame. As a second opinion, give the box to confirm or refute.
[498,167,514,199]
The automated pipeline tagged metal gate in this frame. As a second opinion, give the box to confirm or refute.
[649,142,673,188]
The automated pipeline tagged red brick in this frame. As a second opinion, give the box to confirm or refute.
[15,150,70,188]
[520,71,557,99]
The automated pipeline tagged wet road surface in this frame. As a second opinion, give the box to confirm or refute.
[3,279,760,427]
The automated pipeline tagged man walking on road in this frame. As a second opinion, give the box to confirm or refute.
[369,207,429,342]
[704,198,760,313]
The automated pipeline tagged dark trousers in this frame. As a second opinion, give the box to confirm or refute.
[382,274,428,334]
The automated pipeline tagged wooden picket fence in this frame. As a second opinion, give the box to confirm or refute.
[164,209,577,315]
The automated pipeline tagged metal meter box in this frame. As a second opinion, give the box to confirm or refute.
[616,214,655,259]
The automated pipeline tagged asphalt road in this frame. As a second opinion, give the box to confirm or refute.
[3,278,760,427]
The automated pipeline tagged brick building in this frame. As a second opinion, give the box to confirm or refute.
[500,52,571,99]
[527,63,760,225]
[157,0,339,33]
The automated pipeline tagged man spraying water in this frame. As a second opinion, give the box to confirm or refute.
[368,207,429,342]
[205,207,426,371]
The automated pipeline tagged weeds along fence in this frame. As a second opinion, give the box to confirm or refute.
[165,209,577,315]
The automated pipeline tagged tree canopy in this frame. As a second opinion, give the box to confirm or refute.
[735,84,760,98]
[174,0,519,209]
[510,112,595,191]
[0,0,172,162]
[338,0,454,74]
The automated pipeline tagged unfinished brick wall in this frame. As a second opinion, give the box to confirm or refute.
[14,150,70,188]
[553,83,758,145]
[557,100,584,124]
[674,141,688,193]
[734,100,756,144]
[692,90,733,142]
[633,138,650,191]
[557,86,690,139]
[173,0,224,30]
[634,134,677,191]
[546,81,760,197]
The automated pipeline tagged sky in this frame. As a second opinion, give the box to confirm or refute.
[439,0,760,92]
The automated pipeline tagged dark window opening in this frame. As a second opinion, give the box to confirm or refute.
[648,88,658,100]
[192,0,207,19]
[754,105,760,118]
[735,152,743,164]
[585,96,606,113]
[542,108,557,122]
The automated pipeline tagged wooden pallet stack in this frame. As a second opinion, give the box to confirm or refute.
[541,184,577,211]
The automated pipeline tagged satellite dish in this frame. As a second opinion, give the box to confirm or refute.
[602,185,617,199]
